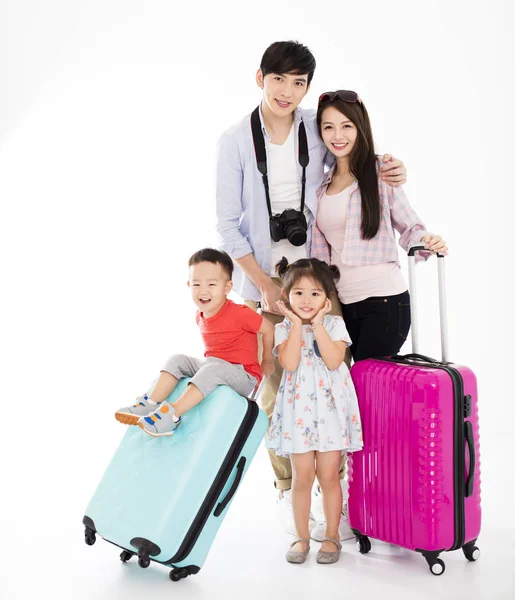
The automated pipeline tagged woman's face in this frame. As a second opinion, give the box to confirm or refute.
[287,276,327,321]
[320,105,358,159]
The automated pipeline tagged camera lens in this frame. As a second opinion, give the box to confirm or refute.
[282,209,307,247]
[285,222,307,246]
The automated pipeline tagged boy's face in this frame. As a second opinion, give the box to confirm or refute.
[188,261,232,317]
[256,70,310,118]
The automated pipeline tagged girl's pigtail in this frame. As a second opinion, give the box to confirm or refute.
[276,256,290,278]
[328,264,341,283]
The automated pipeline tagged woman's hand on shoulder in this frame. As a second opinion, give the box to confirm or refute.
[277,300,302,325]
[380,154,406,186]
[422,233,448,255]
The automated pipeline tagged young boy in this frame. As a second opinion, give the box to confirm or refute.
[115,248,275,437]
[215,40,407,540]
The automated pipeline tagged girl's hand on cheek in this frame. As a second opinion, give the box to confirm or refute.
[277,300,302,325]
[313,298,332,324]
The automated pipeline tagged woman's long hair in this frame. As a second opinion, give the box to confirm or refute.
[316,98,380,240]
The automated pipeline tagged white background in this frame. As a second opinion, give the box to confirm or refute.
[1,1,513,598]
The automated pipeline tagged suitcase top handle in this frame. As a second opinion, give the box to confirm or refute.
[407,244,449,363]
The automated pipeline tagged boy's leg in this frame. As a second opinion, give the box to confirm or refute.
[115,354,203,425]
[139,358,256,436]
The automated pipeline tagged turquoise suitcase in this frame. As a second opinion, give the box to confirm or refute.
[83,379,268,582]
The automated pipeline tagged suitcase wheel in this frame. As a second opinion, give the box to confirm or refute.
[138,549,151,569]
[170,568,189,582]
[356,536,371,554]
[120,550,133,563]
[463,545,480,562]
[84,527,96,546]
[429,559,445,576]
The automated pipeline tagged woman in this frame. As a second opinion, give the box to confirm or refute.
[311,90,447,362]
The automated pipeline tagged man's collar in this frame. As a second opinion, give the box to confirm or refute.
[258,103,302,136]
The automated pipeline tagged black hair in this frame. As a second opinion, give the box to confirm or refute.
[316,97,381,240]
[188,248,233,280]
[260,41,316,85]
[276,257,339,299]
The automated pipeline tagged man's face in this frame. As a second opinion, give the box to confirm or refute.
[188,261,232,317]
[256,71,310,117]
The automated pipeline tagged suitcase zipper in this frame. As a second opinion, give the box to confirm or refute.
[166,399,260,565]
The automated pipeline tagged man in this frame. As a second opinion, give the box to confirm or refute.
[215,41,406,541]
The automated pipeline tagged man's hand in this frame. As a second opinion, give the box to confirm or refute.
[259,278,283,315]
[261,357,275,377]
[312,298,332,326]
[380,154,406,186]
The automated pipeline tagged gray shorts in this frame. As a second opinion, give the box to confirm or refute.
[161,354,258,399]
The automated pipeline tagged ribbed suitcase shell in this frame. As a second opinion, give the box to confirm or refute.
[84,379,268,575]
[348,358,481,554]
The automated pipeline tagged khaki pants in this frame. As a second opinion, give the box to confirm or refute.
[246,281,351,491]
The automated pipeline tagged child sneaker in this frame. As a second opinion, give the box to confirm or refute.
[115,395,161,425]
[138,402,182,437]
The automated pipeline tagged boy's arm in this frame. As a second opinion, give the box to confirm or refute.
[258,318,275,376]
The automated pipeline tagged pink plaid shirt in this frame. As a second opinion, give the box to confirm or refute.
[310,157,429,265]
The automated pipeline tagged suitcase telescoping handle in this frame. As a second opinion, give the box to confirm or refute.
[407,245,449,363]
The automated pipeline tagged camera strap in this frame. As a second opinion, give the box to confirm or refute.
[250,106,309,219]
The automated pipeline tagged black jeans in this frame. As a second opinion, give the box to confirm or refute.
[342,290,411,362]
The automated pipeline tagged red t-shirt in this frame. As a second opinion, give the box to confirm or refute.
[196,299,263,383]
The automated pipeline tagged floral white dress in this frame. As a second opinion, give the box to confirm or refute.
[266,315,363,457]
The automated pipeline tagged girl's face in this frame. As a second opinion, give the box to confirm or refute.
[287,276,327,322]
[320,105,358,159]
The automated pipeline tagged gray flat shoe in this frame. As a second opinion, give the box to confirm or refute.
[286,537,311,564]
[316,536,342,564]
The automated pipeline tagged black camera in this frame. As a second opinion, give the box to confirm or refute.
[269,208,308,247]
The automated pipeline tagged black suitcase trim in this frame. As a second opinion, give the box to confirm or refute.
[166,398,260,565]
[381,356,466,551]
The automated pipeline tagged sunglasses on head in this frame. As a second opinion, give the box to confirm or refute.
[318,90,361,105]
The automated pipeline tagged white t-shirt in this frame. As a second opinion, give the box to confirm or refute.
[267,126,308,275]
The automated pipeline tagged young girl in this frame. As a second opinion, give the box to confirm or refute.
[312,90,448,362]
[266,257,363,565]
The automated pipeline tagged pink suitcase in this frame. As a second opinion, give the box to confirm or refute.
[347,246,481,575]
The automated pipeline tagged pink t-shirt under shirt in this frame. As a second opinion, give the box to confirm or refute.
[316,187,407,305]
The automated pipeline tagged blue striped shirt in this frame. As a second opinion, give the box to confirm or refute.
[215,106,328,301]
